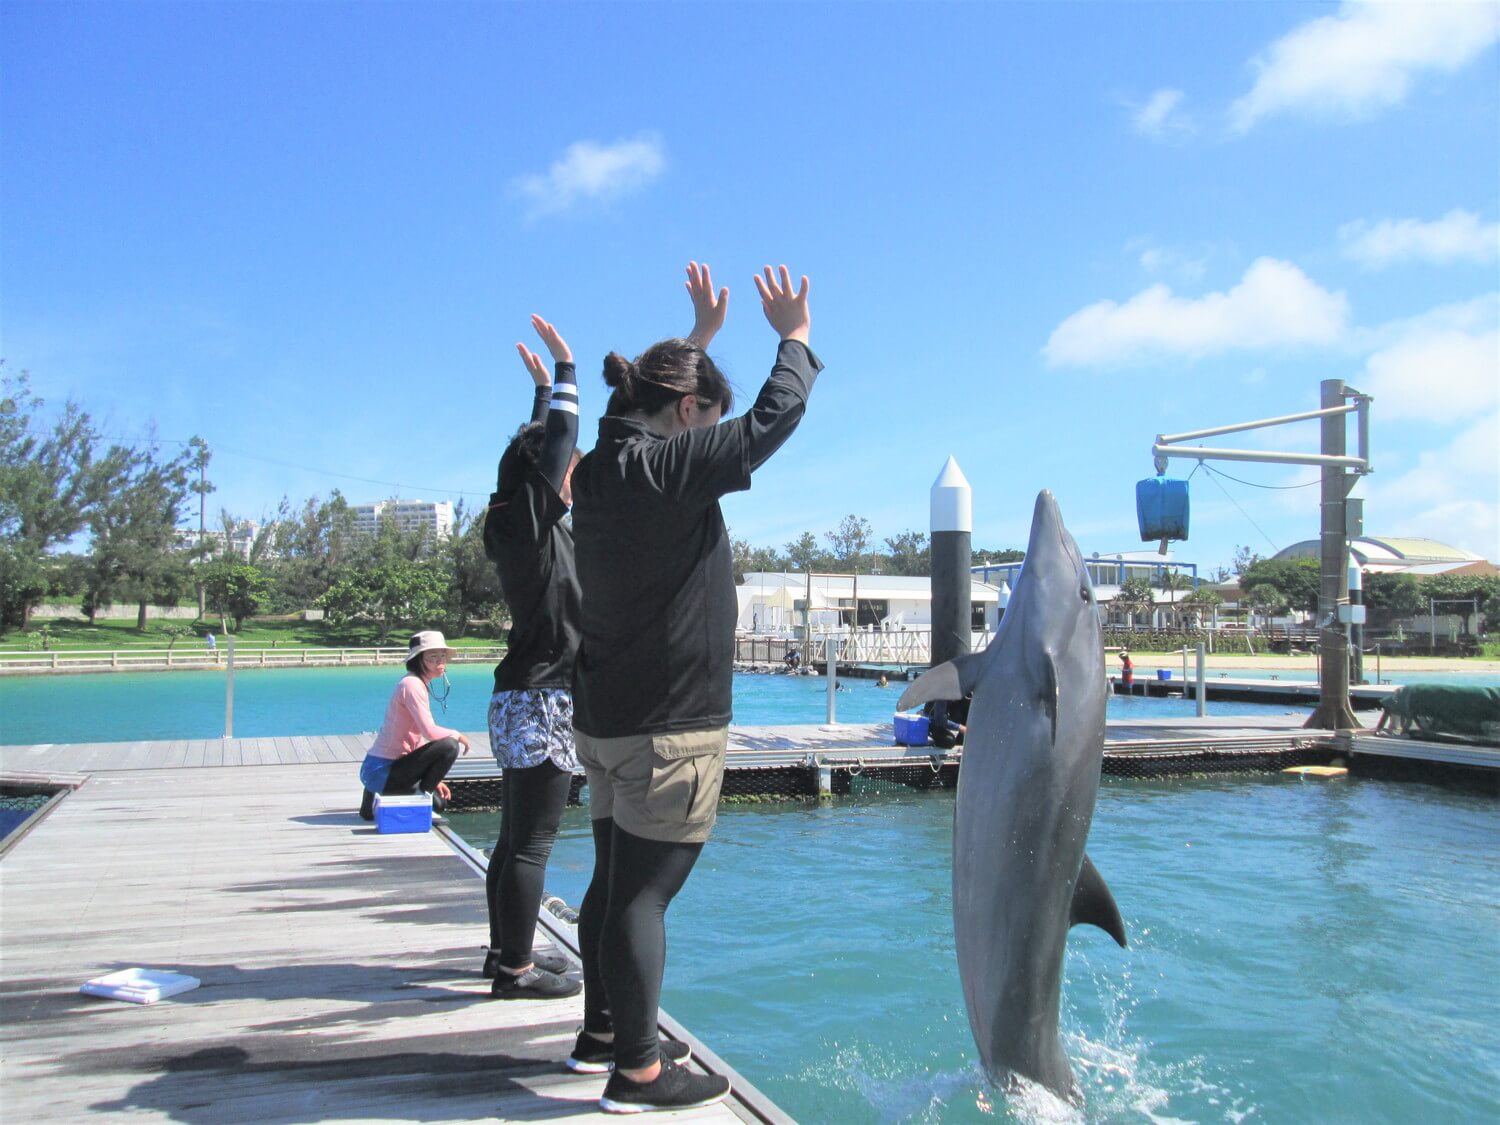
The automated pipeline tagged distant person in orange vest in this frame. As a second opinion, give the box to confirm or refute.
[1118,649,1134,689]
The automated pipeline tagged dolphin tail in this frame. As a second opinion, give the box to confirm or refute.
[1070,853,1127,948]
[896,651,986,710]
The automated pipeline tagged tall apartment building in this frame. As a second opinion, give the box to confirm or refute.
[353,499,455,540]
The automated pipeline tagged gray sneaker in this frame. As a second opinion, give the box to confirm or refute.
[599,1056,730,1114]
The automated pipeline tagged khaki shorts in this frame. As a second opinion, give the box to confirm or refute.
[575,727,728,844]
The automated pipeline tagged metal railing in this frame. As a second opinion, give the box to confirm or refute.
[735,627,995,669]
[0,645,507,674]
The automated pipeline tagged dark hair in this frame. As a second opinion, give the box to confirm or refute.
[405,654,425,677]
[495,422,545,500]
[602,337,733,419]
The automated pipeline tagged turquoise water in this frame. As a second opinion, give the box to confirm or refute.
[0,666,1318,745]
[449,776,1500,1123]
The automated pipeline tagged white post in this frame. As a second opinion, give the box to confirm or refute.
[1195,642,1207,718]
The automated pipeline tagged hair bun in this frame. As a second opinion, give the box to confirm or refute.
[601,352,635,389]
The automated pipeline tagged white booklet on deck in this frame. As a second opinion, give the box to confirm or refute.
[80,968,201,1004]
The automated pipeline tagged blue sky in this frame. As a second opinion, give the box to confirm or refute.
[5,1,1497,574]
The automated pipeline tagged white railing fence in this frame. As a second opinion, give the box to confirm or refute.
[0,645,507,674]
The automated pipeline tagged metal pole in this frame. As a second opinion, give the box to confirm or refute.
[1348,558,1364,685]
[824,633,839,727]
[1195,642,1207,718]
[224,634,236,739]
[1307,379,1357,730]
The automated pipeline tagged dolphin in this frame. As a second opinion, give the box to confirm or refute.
[899,489,1126,1100]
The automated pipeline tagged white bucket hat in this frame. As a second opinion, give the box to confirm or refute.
[406,630,458,664]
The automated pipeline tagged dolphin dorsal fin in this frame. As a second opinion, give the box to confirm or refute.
[1070,853,1127,948]
[896,652,986,710]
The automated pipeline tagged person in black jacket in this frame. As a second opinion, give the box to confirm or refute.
[568,262,820,1114]
[479,314,584,1001]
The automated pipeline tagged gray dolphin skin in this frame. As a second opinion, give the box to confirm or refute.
[899,489,1126,1100]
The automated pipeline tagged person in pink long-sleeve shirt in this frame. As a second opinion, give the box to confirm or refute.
[358,631,471,820]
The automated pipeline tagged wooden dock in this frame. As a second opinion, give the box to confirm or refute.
[1,717,1339,780]
[0,763,783,1122]
[1112,675,1396,709]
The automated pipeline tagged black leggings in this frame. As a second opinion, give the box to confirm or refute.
[486,761,572,968]
[579,817,703,1070]
[385,738,460,795]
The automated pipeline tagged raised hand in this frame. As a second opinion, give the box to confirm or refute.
[516,314,572,386]
[753,265,810,344]
[685,261,729,347]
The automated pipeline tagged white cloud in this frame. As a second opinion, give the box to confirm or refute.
[1340,209,1500,268]
[1135,241,1210,281]
[1229,1,1500,133]
[1044,258,1349,367]
[1363,413,1500,558]
[1133,88,1191,138]
[1360,312,1499,423]
[511,134,666,219]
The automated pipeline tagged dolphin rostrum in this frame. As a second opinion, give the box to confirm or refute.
[899,489,1126,1100]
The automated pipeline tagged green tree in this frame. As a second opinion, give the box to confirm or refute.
[1115,575,1156,626]
[201,560,271,632]
[0,369,133,630]
[731,536,783,584]
[883,530,930,576]
[319,559,446,643]
[1245,583,1290,630]
[1158,567,1189,624]
[265,491,357,610]
[85,439,196,630]
[1179,586,1224,629]
[1363,572,1424,618]
[1241,558,1321,615]
[825,515,872,569]
[784,532,821,572]
[441,503,504,637]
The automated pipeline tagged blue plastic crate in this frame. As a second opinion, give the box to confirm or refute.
[893,712,931,746]
[374,792,432,834]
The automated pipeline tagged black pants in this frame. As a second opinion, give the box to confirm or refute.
[579,817,703,1070]
[385,738,460,795]
[486,761,572,969]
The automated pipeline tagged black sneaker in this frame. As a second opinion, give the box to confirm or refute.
[566,1030,692,1074]
[599,1056,729,1114]
[489,965,581,1000]
[482,947,571,978]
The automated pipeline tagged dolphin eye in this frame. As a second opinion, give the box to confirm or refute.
[1080,582,1091,604]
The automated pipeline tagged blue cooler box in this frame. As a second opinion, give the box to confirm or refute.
[374,792,433,833]
[893,712,931,746]
[1158,669,1172,681]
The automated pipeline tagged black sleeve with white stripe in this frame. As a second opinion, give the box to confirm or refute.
[537,361,578,492]
[529,384,551,425]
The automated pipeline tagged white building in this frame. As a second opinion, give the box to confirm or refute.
[174,521,263,560]
[737,572,1004,635]
[353,499,454,540]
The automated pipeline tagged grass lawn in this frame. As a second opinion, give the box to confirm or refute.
[2,616,506,652]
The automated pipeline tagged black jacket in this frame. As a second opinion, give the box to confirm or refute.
[571,340,822,737]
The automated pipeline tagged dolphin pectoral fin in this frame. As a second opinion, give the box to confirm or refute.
[1070,853,1127,948]
[897,652,986,710]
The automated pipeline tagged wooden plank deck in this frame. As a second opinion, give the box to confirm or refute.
[0,763,764,1122]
